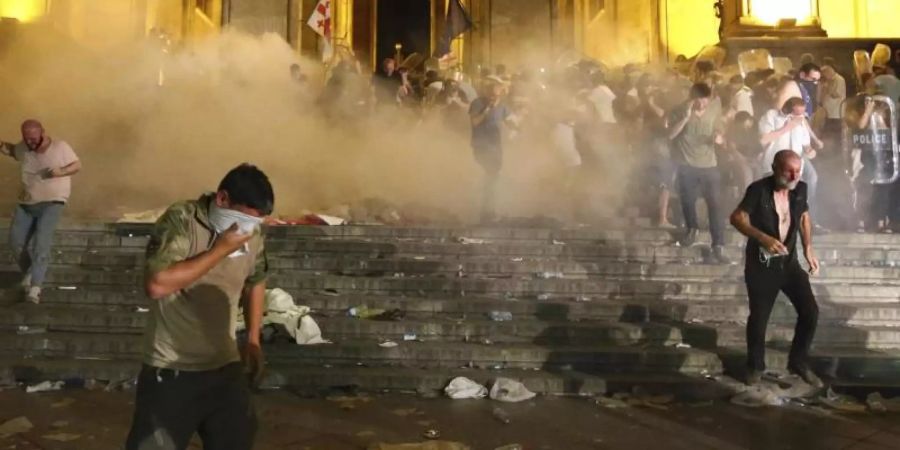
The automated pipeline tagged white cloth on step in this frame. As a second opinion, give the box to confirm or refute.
[444,377,487,399]
[236,288,331,345]
[489,378,536,402]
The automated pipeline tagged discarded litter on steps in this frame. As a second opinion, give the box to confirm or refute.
[492,407,512,424]
[444,377,487,399]
[16,325,47,335]
[488,311,513,322]
[489,378,536,402]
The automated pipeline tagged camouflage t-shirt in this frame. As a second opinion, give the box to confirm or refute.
[142,194,267,371]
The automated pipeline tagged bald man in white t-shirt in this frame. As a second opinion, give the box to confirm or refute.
[0,120,81,303]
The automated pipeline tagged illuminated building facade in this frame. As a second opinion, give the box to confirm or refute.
[1,0,899,67]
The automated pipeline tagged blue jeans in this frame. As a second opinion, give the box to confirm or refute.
[802,158,818,208]
[9,202,65,287]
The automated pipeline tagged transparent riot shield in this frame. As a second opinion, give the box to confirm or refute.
[842,95,900,184]
[853,50,872,88]
[737,49,773,77]
[773,57,793,75]
[872,44,892,68]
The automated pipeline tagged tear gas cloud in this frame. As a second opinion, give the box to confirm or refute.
[0,25,630,223]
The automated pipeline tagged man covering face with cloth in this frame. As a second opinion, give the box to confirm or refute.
[126,163,273,450]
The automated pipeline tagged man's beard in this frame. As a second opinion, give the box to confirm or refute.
[25,136,43,151]
[776,177,800,190]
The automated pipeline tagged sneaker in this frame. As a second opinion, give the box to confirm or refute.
[26,286,41,304]
[788,364,824,389]
[746,370,762,386]
[678,228,698,247]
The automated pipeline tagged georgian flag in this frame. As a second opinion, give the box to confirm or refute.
[307,0,331,39]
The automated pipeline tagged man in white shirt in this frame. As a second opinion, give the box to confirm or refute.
[0,120,82,303]
[759,97,823,210]
[587,72,617,125]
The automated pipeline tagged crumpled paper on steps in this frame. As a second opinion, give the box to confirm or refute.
[237,288,331,345]
[729,373,822,408]
[367,442,471,450]
[444,377,487,399]
[731,386,786,407]
[489,378,536,403]
[867,392,900,413]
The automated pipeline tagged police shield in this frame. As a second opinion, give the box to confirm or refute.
[843,95,900,184]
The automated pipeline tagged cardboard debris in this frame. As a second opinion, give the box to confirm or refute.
[368,442,470,450]
[595,396,630,409]
[51,397,75,408]
[42,433,81,442]
[26,381,63,393]
[0,417,33,438]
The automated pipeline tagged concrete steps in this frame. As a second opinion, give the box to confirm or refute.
[0,331,722,375]
[0,223,898,394]
[0,357,743,397]
[7,259,900,284]
[7,224,900,249]
[6,240,899,267]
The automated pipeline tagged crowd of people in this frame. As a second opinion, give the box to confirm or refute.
[6,49,899,448]
[301,50,900,247]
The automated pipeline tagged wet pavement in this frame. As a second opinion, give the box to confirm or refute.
[0,388,898,449]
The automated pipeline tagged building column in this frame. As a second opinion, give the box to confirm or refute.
[333,0,352,49]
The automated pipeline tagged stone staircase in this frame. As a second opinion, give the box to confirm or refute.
[0,223,899,396]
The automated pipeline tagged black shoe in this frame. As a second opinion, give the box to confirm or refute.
[788,364,824,389]
[746,370,762,386]
[710,246,732,265]
[678,228,698,247]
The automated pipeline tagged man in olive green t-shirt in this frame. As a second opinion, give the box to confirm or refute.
[125,164,273,450]
[667,82,730,264]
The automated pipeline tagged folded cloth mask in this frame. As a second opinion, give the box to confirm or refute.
[208,203,264,257]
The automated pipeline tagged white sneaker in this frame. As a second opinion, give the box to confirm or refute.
[20,274,31,290]
[26,286,41,304]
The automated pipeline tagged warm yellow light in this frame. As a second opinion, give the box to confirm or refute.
[0,0,47,22]
[750,0,812,25]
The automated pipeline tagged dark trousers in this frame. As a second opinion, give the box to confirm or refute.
[745,262,819,372]
[125,363,256,450]
[677,165,725,246]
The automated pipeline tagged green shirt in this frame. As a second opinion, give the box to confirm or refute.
[142,194,268,371]
[669,99,722,168]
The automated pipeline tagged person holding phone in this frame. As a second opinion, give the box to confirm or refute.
[730,150,822,388]
[126,164,273,450]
